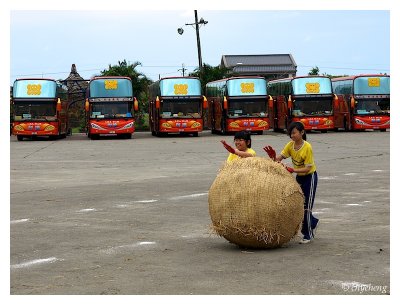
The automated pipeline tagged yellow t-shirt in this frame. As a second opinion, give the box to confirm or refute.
[281,140,316,176]
[227,148,256,162]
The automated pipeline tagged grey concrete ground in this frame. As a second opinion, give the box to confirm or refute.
[10,130,390,295]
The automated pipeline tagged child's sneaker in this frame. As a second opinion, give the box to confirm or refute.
[299,238,311,244]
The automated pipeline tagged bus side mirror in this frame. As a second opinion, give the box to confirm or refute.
[268,95,273,109]
[351,96,355,109]
[223,96,228,110]
[156,96,160,109]
[56,98,62,112]
[133,97,139,112]
[334,94,339,109]
[202,96,208,109]
[85,99,89,112]
[288,95,293,110]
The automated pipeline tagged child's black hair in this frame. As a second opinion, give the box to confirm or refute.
[234,130,252,148]
[288,121,307,141]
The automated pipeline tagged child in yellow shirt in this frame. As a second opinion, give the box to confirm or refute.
[221,131,256,162]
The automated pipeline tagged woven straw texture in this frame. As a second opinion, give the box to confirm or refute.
[209,157,304,248]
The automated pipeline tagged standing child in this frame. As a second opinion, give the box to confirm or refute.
[221,131,256,162]
[264,122,318,244]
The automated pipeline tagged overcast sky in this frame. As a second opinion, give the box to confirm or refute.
[10,9,390,84]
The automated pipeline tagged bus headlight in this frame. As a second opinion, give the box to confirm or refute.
[90,123,106,130]
[121,122,133,129]
[14,125,24,131]
[355,118,366,125]
[44,125,55,131]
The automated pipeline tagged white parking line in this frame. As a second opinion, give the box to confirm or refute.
[11,257,60,269]
[169,193,208,200]
[11,219,29,224]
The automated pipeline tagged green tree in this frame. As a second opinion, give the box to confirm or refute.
[100,60,152,130]
[308,66,320,75]
[190,64,230,93]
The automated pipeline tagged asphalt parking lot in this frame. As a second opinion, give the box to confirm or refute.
[10,130,390,295]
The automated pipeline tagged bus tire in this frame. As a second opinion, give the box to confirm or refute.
[17,135,23,141]
[193,132,199,137]
[380,129,386,132]
[151,131,156,136]
[256,131,263,135]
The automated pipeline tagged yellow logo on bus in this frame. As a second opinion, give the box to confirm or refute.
[27,84,42,95]
[368,78,380,87]
[305,83,320,93]
[104,80,118,90]
[241,83,255,93]
[174,84,188,95]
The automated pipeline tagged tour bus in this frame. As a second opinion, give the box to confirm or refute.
[148,77,207,137]
[267,76,335,132]
[205,76,270,135]
[85,76,138,139]
[331,74,390,131]
[12,78,69,141]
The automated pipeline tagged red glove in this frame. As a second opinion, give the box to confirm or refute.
[221,140,235,154]
[263,145,276,161]
[285,166,294,173]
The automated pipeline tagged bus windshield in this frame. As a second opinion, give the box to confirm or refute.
[90,102,132,118]
[292,97,333,116]
[13,79,57,98]
[161,98,201,118]
[355,99,390,115]
[89,79,133,98]
[13,100,57,121]
[354,77,390,95]
[228,98,268,117]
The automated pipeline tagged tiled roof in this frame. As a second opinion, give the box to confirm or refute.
[221,54,297,74]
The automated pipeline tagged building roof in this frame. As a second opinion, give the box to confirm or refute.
[221,54,297,76]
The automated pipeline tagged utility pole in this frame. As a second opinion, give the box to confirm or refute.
[178,64,187,77]
[177,10,208,75]
[194,10,203,72]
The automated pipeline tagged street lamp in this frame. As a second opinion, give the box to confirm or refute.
[177,10,208,74]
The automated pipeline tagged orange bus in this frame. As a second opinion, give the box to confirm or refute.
[85,76,138,139]
[148,77,207,137]
[331,74,390,131]
[12,78,69,141]
[267,76,335,132]
[205,76,270,135]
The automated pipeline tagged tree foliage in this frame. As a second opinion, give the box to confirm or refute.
[308,66,320,75]
[190,64,230,93]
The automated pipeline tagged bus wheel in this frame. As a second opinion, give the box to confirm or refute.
[380,129,386,132]
[90,134,99,140]
[193,132,199,137]
[126,133,132,139]
[17,135,23,141]
[321,130,327,133]
[151,131,156,136]
[256,131,263,135]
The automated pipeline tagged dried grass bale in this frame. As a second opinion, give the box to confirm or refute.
[208,157,304,248]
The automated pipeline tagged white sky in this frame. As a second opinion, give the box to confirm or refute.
[3,0,400,304]
[10,10,390,82]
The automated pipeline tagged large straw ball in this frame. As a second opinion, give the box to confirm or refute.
[209,157,304,248]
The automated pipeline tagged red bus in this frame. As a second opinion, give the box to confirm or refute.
[205,76,270,135]
[267,76,335,132]
[331,74,390,131]
[148,77,207,137]
[11,78,69,141]
[85,76,138,139]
